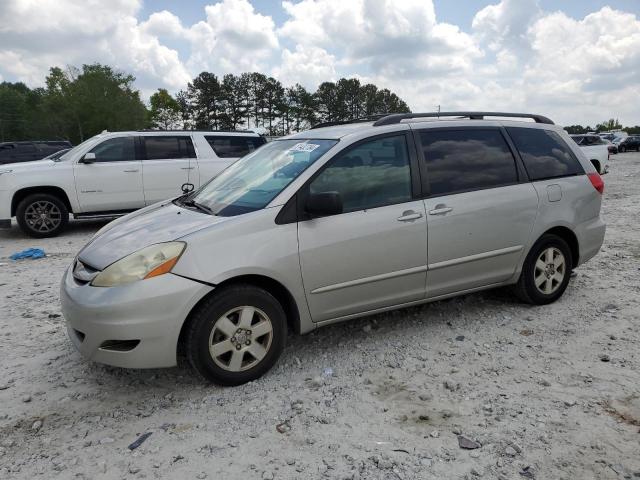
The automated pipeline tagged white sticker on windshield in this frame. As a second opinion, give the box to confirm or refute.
[288,142,320,153]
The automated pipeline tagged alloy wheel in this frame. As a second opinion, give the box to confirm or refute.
[208,306,273,372]
[534,247,566,295]
[24,200,62,233]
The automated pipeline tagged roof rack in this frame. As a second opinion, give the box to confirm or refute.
[137,129,257,134]
[372,111,554,126]
[310,114,391,130]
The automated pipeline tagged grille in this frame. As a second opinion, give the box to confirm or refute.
[72,259,100,284]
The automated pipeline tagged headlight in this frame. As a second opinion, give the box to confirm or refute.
[91,242,186,287]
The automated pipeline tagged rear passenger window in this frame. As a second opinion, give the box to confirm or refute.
[143,136,196,160]
[419,129,518,196]
[506,127,583,181]
[309,135,412,213]
[205,136,266,158]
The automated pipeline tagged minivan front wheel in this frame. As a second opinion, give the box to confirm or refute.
[185,285,287,386]
[16,193,69,238]
[513,234,573,305]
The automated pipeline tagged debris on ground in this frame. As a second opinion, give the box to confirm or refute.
[9,248,46,260]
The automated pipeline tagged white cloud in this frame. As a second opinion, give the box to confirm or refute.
[0,0,638,125]
[272,45,337,90]
[185,0,279,74]
[0,0,190,90]
[280,0,480,76]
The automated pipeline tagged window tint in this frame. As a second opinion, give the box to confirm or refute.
[143,136,196,160]
[206,135,266,158]
[309,135,412,213]
[419,129,518,196]
[507,127,583,181]
[88,137,136,162]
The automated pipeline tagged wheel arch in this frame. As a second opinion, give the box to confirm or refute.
[177,274,302,358]
[11,186,73,216]
[540,226,579,269]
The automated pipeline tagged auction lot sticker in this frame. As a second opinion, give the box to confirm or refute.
[288,142,320,153]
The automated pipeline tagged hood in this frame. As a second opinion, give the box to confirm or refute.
[1,159,57,169]
[78,201,230,270]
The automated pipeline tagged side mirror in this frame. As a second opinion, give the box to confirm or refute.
[80,152,96,164]
[181,183,195,194]
[305,191,343,217]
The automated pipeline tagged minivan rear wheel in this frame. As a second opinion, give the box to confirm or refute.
[185,285,287,386]
[513,234,573,305]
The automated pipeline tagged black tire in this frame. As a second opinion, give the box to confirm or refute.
[185,284,287,386]
[619,145,626,153]
[16,193,69,238]
[513,234,573,305]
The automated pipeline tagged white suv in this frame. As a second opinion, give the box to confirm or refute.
[0,131,265,237]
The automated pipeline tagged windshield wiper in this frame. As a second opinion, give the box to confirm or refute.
[180,198,214,215]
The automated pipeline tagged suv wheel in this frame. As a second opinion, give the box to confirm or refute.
[185,285,287,386]
[16,193,69,238]
[513,234,572,305]
[619,145,626,153]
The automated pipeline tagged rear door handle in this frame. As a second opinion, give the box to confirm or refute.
[123,169,139,173]
[428,205,453,215]
[397,210,423,222]
[180,167,195,170]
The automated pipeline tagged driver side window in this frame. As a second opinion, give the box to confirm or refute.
[309,135,412,213]
[88,137,136,162]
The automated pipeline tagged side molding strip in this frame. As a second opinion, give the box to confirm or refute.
[311,265,428,294]
[428,245,523,271]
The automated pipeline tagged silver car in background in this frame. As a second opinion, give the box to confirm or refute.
[61,112,606,385]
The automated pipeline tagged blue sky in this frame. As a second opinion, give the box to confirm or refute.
[1,0,639,125]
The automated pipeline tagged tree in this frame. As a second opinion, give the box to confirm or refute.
[564,125,588,134]
[40,64,147,143]
[188,72,223,130]
[219,74,248,130]
[595,118,622,132]
[149,88,181,130]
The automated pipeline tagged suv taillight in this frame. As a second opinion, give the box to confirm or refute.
[588,172,604,194]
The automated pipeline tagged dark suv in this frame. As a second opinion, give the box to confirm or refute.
[0,141,72,165]
[617,136,640,153]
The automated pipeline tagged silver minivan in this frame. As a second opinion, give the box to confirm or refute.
[61,112,606,385]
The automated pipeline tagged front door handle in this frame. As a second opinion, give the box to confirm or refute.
[180,167,195,170]
[397,210,423,222]
[428,204,453,215]
[123,169,139,173]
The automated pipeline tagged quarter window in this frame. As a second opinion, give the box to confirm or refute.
[506,127,583,181]
[205,135,266,158]
[309,135,412,213]
[88,137,136,162]
[143,136,196,160]
[419,129,518,196]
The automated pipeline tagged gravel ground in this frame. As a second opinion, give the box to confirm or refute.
[1,153,639,480]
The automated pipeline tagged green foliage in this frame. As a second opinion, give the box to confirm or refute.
[150,88,181,130]
[1,64,147,143]
[1,64,412,141]
[595,118,622,132]
[182,72,411,135]
[564,125,591,134]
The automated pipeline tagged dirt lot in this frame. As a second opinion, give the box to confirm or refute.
[1,153,639,480]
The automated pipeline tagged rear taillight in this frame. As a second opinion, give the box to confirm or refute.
[588,172,604,194]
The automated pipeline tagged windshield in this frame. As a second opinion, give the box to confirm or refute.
[57,136,103,161]
[187,138,338,216]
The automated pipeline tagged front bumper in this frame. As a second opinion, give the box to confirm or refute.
[60,266,213,368]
